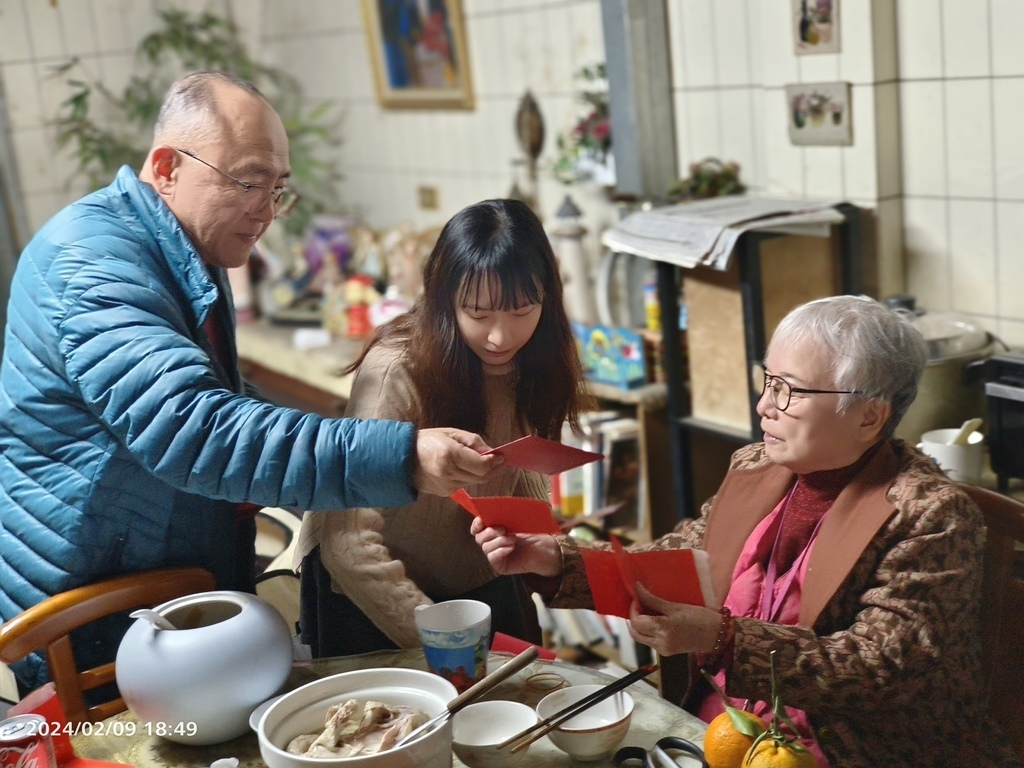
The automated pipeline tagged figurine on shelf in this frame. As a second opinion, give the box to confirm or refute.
[343,274,380,339]
[320,251,348,337]
[350,226,386,284]
[381,224,434,300]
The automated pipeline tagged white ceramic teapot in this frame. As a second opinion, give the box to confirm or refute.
[116,590,292,745]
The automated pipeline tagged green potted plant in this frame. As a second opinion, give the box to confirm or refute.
[666,158,745,202]
[51,5,340,240]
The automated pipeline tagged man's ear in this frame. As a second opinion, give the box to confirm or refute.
[146,147,179,194]
[860,399,892,442]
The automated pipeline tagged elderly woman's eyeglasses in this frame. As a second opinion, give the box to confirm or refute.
[174,148,300,217]
[761,371,858,412]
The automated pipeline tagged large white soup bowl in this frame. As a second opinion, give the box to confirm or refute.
[257,667,457,768]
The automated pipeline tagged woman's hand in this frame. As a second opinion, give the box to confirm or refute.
[470,517,561,577]
[627,583,724,657]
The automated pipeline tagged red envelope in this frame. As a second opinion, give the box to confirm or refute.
[580,547,711,619]
[482,435,603,475]
[610,534,640,605]
[451,489,561,534]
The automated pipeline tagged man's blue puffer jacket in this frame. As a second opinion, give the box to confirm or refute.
[0,167,416,688]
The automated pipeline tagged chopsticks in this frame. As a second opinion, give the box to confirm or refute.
[394,646,538,748]
[502,664,658,754]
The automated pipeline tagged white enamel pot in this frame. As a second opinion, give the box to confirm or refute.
[116,590,292,745]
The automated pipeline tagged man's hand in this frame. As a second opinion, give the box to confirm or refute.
[470,517,562,577]
[626,583,722,657]
[413,427,502,497]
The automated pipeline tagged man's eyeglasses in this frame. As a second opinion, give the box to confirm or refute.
[175,148,299,217]
[761,370,858,412]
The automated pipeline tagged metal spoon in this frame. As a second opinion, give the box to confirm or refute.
[129,608,177,631]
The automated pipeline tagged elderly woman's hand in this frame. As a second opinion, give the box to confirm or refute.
[627,584,724,657]
[469,517,561,577]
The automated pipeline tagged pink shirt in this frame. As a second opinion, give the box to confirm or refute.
[697,493,830,768]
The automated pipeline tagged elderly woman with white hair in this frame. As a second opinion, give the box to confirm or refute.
[472,295,1020,768]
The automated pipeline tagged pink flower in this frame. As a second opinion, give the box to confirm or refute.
[591,119,610,141]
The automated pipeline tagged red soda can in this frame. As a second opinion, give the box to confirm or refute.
[0,715,56,768]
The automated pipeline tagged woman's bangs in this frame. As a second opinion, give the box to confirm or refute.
[457,263,542,311]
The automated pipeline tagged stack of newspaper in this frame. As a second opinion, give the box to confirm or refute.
[600,196,846,271]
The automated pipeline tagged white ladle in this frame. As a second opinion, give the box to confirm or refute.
[947,417,983,447]
[129,608,177,631]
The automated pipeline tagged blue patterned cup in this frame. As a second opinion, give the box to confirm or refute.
[414,599,491,693]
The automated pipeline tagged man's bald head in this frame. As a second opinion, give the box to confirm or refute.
[152,71,267,148]
[141,70,291,270]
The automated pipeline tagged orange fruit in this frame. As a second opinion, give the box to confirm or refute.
[743,738,818,768]
[703,709,768,768]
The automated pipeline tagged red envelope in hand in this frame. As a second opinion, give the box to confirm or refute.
[610,534,640,605]
[483,435,603,475]
[580,546,712,619]
[452,489,561,535]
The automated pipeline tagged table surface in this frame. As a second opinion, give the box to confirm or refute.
[236,321,363,401]
[71,649,707,767]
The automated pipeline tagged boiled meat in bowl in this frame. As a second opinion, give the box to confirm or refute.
[287,699,425,758]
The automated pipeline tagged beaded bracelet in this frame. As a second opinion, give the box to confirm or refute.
[702,606,735,670]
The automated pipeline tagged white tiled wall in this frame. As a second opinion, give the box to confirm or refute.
[667,0,901,295]
[0,0,226,241]
[1,0,1022,347]
[898,0,1024,347]
[251,0,614,261]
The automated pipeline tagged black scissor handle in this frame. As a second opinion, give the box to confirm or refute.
[612,746,655,767]
[654,737,709,767]
[612,737,708,768]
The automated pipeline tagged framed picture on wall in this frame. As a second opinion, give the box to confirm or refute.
[792,0,840,55]
[361,0,474,109]
[785,82,852,146]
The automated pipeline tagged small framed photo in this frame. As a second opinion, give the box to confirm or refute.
[785,82,852,146]
[361,0,474,110]
[792,0,840,55]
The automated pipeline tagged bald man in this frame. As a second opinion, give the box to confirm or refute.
[0,71,501,691]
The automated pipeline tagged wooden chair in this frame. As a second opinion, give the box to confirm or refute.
[961,484,1024,747]
[0,567,215,725]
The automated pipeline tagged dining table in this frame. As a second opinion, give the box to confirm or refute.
[70,648,708,767]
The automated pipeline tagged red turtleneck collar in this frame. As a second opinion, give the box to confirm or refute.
[775,441,883,572]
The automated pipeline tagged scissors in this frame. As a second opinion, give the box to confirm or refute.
[612,736,709,767]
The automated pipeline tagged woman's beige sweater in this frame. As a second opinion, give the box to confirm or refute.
[294,343,548,648]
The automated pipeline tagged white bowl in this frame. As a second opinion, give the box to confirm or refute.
[257,668,456,768]
[535,684,634,762]
[451,700,538,767]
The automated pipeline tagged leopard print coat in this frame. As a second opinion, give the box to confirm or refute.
[547,439,1021,768]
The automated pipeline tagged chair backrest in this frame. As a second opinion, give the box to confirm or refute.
[0,567,215,725]
[960,484,1024,747]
